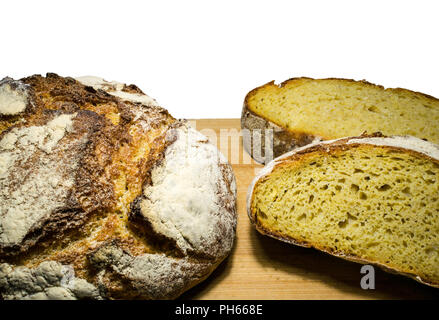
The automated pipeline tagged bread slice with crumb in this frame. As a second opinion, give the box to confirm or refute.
[247,134,439,287]
[242,78,439,163]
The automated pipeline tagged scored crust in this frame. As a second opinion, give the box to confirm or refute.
[0,73,237,299]
[247,133,439,288]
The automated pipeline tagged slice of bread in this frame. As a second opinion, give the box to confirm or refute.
[247,134,439,287]
[242,78,439,163]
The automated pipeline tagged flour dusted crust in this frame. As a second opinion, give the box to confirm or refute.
[131,123,236,258]
[75,76,161,107]
[0,261,101,300]
[0,77,33,116]
[0,111,111,255]
[247,133,439,288]
[0,73,237,299]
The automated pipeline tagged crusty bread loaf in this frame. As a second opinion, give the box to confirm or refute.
[242,78,439,163]
[0,73,237,299]
[247,134,439,287]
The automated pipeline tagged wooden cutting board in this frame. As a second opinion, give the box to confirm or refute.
[180,119,438,300]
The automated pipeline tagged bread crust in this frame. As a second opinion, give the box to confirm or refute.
[247,133,439,288]
[241,77,439,164]
[241,103,317,164]
[0,73,237,300]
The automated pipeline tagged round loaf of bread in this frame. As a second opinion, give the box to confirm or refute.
[0,73,237,299]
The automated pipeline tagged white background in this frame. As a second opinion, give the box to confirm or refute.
[2,0,438,118]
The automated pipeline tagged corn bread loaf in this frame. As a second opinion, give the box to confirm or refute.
[242,78,439,163]
[247,134,439,287]
[0,73,237,299]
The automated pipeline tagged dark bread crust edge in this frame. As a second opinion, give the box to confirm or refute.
[247,134,439,288]
[241,77,439,164]
[241,104,318,164]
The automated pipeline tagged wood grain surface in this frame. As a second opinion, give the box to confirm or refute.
[180,119,438,300]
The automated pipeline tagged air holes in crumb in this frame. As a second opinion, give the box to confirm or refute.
[258,210,268,219]
[402,187,411,196]
[308,195,314,203]
[338,219,348,228]
[368,106,379,113]
[354,168,364,173]
[338,213,357,229]
[297,214,306,221]
[351,184,359,192]
[378,184,391,191]
[347,213,357,221]
[359,192,367,200]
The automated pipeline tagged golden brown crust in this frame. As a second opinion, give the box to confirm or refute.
[248,134,439,288]
[0,73,174,256]
[0,110,113,255]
